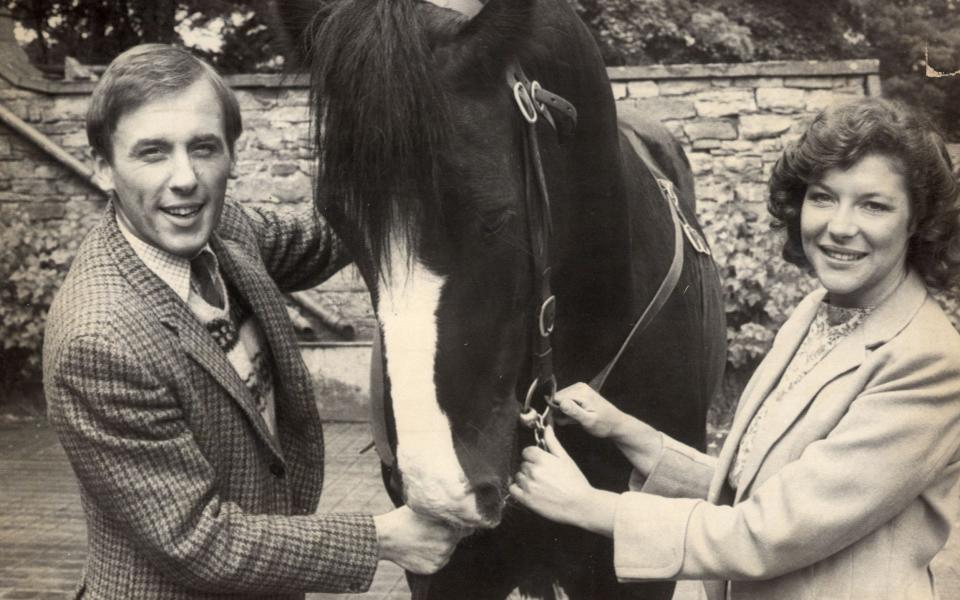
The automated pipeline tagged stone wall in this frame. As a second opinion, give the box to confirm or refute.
[0,60,878,344]
[0,23,877,416]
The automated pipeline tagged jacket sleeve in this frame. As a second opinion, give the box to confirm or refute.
[239,202,352,292]
[46,331,379,595]
[628,433,716,500]
[612,342,960,582]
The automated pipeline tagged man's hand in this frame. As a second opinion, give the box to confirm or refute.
[509,427,618,537]
[373,506,467,574]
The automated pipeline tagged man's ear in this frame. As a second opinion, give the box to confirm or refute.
[92,153,116,193]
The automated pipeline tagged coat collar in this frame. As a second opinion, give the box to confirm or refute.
[711,270,928,502]
[100,203,286,461]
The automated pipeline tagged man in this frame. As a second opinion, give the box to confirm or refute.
[43,44,462,599]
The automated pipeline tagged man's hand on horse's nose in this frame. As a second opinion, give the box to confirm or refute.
[373,506,469,574]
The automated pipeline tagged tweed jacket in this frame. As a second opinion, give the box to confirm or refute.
[43,201,379,599]
[611,271,960,599]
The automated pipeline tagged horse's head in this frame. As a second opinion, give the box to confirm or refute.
[277,0,613,528]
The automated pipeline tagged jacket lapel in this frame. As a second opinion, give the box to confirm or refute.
[211,236,318,448]
[731,272,928,500]
[708,291,824,503]
[102,207,285,461]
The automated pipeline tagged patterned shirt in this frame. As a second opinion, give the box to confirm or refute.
[117,216,277,438]
[730,301,871,489]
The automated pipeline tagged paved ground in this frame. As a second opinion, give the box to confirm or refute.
[2,417,958,599]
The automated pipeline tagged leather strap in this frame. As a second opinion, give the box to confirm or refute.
[588,122,710,392]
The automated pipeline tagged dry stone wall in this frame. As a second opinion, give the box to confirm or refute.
[0,61,877,342]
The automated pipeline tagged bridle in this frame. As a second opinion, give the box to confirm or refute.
[506,63,712,448]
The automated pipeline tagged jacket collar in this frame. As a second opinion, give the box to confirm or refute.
[100,203,286,461]
[711,270,928,502]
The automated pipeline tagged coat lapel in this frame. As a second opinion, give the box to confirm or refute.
[211,236,319,454]
[708,291,824,503]
[731,272,928,500]
[101,207,285,461]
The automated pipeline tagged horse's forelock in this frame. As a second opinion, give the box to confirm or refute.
[305,0,450,275]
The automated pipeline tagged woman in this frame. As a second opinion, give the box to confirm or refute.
[510,97,960,599]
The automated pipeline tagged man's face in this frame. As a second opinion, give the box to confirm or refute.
[95,78,232,258]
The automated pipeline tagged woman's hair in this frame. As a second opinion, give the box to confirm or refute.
[86,44,243,163]
[768,97,960,290]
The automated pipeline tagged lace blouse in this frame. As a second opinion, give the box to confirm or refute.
[729,301,871,489]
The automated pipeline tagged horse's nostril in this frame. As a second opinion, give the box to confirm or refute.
[474,483,504,522]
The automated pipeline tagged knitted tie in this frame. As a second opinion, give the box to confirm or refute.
[190,252,224,309]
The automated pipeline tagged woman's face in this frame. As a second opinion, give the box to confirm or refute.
[800,153,913,308]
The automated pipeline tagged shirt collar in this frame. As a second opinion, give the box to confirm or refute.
[116,213,217,303]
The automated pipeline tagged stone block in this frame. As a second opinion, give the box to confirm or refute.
[270,162,299,177]
[626,81,659,98]
[266,106,310,124]
[611,82,628,100]
[694,180,733,204]
[805,90,861,112]
[50,96,89,121]
[756,88,806,112]
[687,152,713,176]
[271,170,312,203]
[739,114,795,140]
[784,76,836,89]
[252,127,285,151]
[684,119,737,141]
[33,165,59,179]
[720,140,761,153]
[237,92,274,111]
[626,97,697,121]
[692,139,721,150]
[25,202,66,220]
[0,137,11,158]
[657,80,712,96]
[723,156,764,180]
[61,130,89,148]
[735,183,769,204]
[731,77,784,88]
[694,89,757,118]
[280,89,310,107]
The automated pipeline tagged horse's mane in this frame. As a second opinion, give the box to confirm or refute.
[303,0,534,274]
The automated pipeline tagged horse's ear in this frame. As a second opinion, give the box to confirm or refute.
[269,0,331,68]
[437,0,534,83]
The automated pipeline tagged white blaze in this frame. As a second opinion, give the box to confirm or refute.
[376,238,482,525]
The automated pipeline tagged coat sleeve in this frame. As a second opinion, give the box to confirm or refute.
[46,331,379,595]
[612,341,960,582]
[240,202,352,292]
[628,433,716,500]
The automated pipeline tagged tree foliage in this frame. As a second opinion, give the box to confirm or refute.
[573,0,960,140]
[6,0,284,73]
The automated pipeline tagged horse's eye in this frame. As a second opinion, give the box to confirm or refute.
[480,209,516,240]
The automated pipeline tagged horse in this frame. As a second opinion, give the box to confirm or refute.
[274,0,727,597]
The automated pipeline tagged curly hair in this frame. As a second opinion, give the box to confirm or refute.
[768,97,960,290]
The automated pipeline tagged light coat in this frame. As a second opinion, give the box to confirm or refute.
[44,202,378,599]
[612,271,960,599]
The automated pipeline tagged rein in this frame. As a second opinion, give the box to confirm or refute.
[507,65,711,447]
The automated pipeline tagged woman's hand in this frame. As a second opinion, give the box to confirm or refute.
[509,426,618,536]
[551,382,628,439]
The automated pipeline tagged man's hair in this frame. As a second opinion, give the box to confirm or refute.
[768,97,960,290]
[86,44,243,163]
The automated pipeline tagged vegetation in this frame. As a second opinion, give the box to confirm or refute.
[0,210,84,386]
